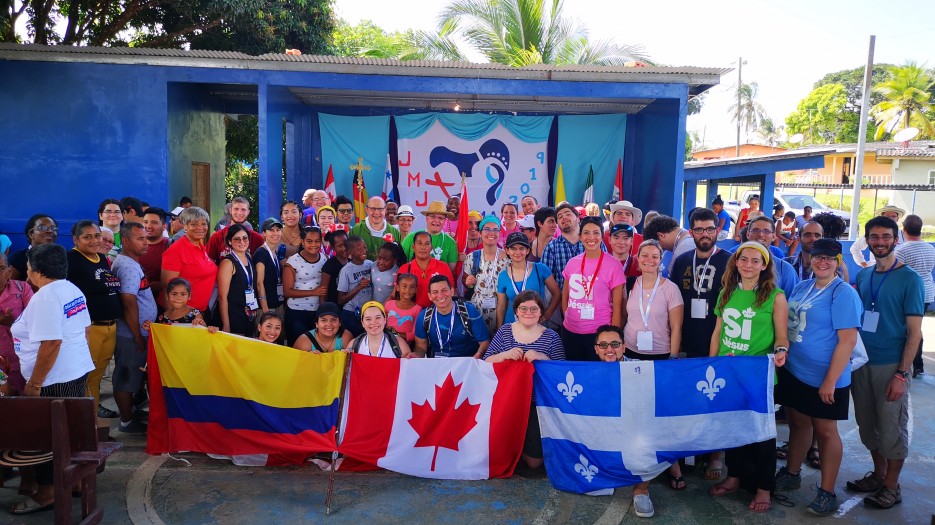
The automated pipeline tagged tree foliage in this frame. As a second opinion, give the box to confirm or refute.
[330,19,426,60]
[785,83,872,144]
[426,0,650,66]
[728,82,767,140]
[871,62,935,140]
[813,64,892,113]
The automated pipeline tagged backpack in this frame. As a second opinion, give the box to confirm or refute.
[421,298,476,357]
[348,329,403,357]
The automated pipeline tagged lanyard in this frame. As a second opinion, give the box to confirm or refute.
[265,244,281,276]
[638,274,662,328]
[364,334,388,357]
[579,252,605,299]
[621,254,632,275]
[482,249,501,287]
[796,254,812,281]
[434,308,455,352]
[233,254,253,289]
[869,259,898,310]
[692,248,718,296]
[793,278,835,318]
[509,262,532,295]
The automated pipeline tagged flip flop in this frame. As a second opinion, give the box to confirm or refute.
[749,498,771,513]
[709,483,739,497]
[668,473,687,491]
[10,496,53,515]
[775,442,789,460]
[704,459,724,481]
[807,446,821,469]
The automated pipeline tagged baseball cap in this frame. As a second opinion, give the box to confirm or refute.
[609,223,634,237]
[261,217,283,231]
[518,215,535,230]
[396,205,415,218]
[317,302,341,319]
[170,206,185,218]
[505,231,530,248]
[811,238,842,258]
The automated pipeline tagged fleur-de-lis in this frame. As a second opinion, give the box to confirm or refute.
[557,371,583,402]
[696,365,727,401]
[574,454,599,482]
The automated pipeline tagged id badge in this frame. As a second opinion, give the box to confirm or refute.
[434,352,449,359]
[863,310,880,333]
[276,282,285,301]
[482,296,497,310]
[691,298,708,319]
[244,288,259,310]
[637,330,654,351]
[580,304,595,320]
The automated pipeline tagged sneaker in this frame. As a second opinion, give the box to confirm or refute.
[913,368,924,378]
[633,493,654,518]
[864,485,901,509]
[807,486,838,516]
[118,420,147,434]
[846,471,883,493]
[774,466,801,491]
[97,404,118,418]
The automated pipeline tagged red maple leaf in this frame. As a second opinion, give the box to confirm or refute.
[407,373,480,471]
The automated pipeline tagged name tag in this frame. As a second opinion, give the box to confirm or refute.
[579,304,595,320]
[482,296,497,310]
[863,310,880,333]
[691,298,708,319]
[434,352,450,359]
[276,282,284,301]
[244,288,259,310]
[637,330,654,351]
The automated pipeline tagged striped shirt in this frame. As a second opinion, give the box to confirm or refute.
[540,235,584,291]
[896,240,935,303]
[484,324,565,361]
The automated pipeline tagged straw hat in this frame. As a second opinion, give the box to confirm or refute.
[420,201,455,219]
[875,205,905,220]
[608,201,643,225]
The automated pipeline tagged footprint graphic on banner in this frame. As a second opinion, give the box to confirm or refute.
[429,139,510,206]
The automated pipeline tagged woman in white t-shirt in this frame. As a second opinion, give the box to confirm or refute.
[9,243,93,515]
[348,301,411,358]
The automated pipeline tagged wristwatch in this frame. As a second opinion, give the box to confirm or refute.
[895,369,910,380]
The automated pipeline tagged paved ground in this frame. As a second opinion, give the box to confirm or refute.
[4,321,935,525]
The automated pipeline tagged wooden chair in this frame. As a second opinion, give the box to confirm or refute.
[0,397,122,525]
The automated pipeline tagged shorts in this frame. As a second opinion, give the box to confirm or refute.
[775,366,849,420]
[524,403,543,459]
[113,334,148,392]
[851,363,910,460]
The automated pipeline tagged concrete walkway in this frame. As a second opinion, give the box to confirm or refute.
[4,325,935,524]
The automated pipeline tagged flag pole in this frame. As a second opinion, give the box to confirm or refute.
[325,353,353,515]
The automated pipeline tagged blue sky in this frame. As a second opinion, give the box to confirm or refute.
[334,0,935,148]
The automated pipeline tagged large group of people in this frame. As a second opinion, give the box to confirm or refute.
[0,189,928,519]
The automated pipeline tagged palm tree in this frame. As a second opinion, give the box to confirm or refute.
[755,117,783,146]
[871,62,935,140]
[423,0,649,66]
[728,82,768,141]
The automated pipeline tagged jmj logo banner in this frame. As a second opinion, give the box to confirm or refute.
[395,114,553,225]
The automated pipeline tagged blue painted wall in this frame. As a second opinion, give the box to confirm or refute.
[630,95,687,220]
[0,61,170,249]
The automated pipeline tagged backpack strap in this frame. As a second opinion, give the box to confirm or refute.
[305,330,325,353]
[422,306,435,356]
[454,298,476,344]
[386,329,402,358]
[348,333,365,354]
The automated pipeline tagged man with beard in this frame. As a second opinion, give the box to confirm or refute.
[540,203,589,330]
[848,216,923,510]
[786,221,824,280]
[521,195,539,217]
[138,207,170,304]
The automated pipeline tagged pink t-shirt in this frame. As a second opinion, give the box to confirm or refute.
[385,300,422,344]
[562,252,626,334]
[624,276,684,355]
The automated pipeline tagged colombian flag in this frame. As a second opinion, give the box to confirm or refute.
[146,324,346,462]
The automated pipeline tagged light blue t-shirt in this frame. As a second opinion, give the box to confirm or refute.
[786,278,862,388]
[717,210,732,232]
[495,262,552,324]
[855,264,925,365]
[773,258,800,296]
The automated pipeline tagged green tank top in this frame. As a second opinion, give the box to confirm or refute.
[715,287,781,357]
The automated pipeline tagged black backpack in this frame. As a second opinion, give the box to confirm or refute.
[303,327,346,353]
[348,329,403,357]
[421,298,476,357]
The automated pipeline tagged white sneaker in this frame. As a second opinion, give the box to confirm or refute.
[633,494,655,518]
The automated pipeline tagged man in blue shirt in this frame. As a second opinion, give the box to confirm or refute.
[414,275,490,359]
[732,216,799,294]
[848,216,924,510]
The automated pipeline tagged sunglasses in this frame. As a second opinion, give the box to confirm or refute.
[596,341,623,349]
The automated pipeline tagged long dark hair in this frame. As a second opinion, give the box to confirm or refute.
[718,246,777,311]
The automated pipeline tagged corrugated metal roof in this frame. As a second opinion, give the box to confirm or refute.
[0,44,730,84]
[876,144,935,158]
[685,149,835,169]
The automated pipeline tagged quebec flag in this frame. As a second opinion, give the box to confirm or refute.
[534,356,775,494]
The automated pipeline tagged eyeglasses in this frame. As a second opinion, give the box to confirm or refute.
[748,228,773,235]
[337,208,353,214]
[517,306,540,314]
[596,341,623,349]
[230,236,250,243]
[102,210,123,215]
[481,227,499,234]
[868,234,895,242]
[367,206,385,211]
[812,255,838,263]
[692,227,717,235]
[31,226,58,234]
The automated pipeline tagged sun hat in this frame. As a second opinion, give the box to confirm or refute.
[875,205,905,220]
[608,201,643,225]
[396,205,415,218]
[518,215,536,230]
[420,201,455,219]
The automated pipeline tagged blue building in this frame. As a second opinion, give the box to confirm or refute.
[0,44,725,248]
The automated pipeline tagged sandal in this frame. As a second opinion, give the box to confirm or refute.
[807,446,821,469]
[668,473,687,491]
[709,482,739,497]
[704,458,723,481]
[775,442,789,460]
[749,497,771,513]
[10,496,53,515]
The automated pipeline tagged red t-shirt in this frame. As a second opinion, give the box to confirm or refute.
[602,230,644,257]
[161,237,218,312]
[398,259,455,309]
[206,225,265,264]
[139,238,169,287]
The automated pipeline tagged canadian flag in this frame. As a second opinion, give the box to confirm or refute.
[339,354,533,479]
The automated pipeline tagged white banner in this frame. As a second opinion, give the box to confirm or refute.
[397,120,550,228]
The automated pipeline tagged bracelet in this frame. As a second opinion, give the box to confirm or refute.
[894,373,908,383]
[257,296,267,300]
[26,381,42,389]
[773,346,788,355]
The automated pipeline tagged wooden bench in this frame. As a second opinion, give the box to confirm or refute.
[0,397,122,525]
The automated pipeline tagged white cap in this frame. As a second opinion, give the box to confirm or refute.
[170,207,185,217]
[396,205,415,218]
[518,215,536,229]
